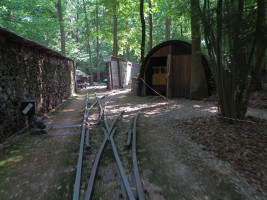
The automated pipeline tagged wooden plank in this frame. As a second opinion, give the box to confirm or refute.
[152,45,171,57]
[172,55,191,97]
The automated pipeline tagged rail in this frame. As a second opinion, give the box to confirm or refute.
[73,89,144,200]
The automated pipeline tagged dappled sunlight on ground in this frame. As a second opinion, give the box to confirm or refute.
[193,104,201,108]
[0,155,23,167]
[202,106,218,113]
[61,109,76,112]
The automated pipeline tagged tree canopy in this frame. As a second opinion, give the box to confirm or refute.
[0,0,193,72]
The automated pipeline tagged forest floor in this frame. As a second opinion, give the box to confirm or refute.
[0,83,266,200]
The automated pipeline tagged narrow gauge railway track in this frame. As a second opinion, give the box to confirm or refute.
[73,89,145,200]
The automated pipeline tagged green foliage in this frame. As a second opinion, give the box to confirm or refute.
[0,0,192,72]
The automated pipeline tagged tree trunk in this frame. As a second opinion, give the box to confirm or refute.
[165,17,171,41]
[113,14,118,57]
[252,68,262,91]
[88,43,93,83]
[127,45,130,61]
[140,0,146,63]
[76,0,79,43]
[165,1,172,41]
[97,36,100,82]
[56,0,65,55]
[242,0,266,114]
[8,12,12,22]
[251,0,266,91]
[113,3,118,57]
[216,0,232,118]
[149,0,153,50]
[82,0,93,83]
[125,22,130,61]
[190,0,208,99]
[96,5,100,82]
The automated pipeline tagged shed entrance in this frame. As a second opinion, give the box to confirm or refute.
[144,55,191,97]
[145,56,167,96]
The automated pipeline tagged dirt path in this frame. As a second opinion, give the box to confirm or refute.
[0,89,86,200]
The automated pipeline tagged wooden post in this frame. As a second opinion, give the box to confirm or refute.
[166,55,172,98]
[117,59,122,87]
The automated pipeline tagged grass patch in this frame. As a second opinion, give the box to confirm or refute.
[46,95,79,119]
[0,143,25,171]
[48,147,77,200]
[48,170,76,200]
[101,147,114,166]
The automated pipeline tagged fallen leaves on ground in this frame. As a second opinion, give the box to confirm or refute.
[177,116,267,196]
[249,83,267,109]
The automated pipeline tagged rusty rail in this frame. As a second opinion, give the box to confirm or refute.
[73,92,89,200]
[73,90,144,200]
[132,110,145,200]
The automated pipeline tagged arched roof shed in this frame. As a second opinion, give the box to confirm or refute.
[137,40,213,97]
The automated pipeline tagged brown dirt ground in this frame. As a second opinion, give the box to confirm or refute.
[249,83,267,109]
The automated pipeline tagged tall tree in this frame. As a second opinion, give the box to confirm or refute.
[82,0,93,83]
[96,3,100,82]
[149,0,153,50]
[113,2,118,57]
[190,0,208,99]
[140,0,146,63]
[165,1,172,41]
[75,0,79,43]
[56,0,65,55]
[198,0,266,119]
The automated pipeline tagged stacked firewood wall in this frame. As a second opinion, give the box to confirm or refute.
[0,39,75,142]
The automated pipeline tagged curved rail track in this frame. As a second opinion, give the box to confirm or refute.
[73,89,145,200]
